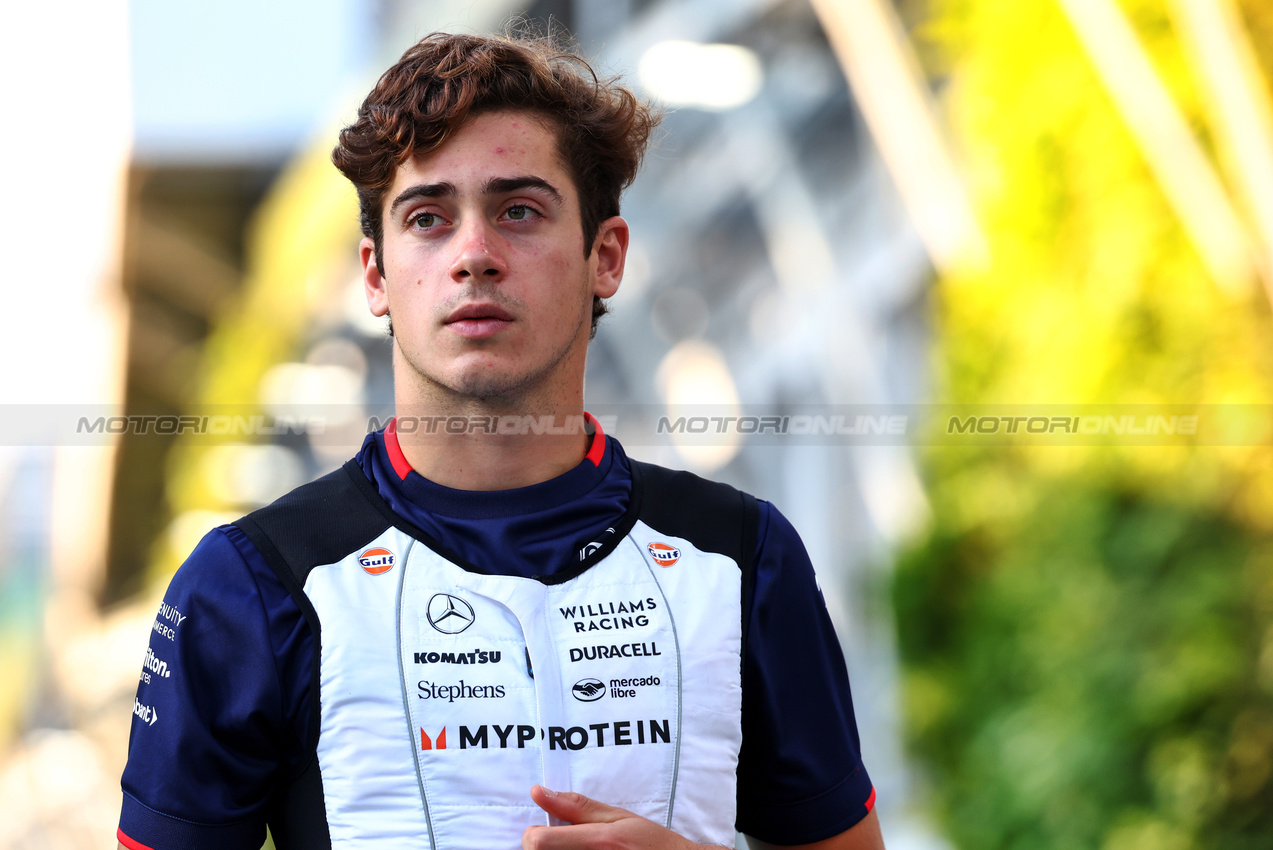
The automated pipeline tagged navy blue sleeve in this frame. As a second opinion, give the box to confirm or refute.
[118,525,314,850]
[735,502,875,845]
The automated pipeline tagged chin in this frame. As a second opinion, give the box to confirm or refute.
[443,367,540,403]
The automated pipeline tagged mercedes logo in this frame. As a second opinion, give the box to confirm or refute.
[426,593,475,634]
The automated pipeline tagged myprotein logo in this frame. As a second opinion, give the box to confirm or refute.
[421,720,671,751]
[427,593,475,634]
[647,542,680,566]
[572,678,606,702]
[417,680,506,702]
[414,649,501,665]
[359,547,396,575]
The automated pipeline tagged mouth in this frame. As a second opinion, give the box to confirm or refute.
[444,302,514,339]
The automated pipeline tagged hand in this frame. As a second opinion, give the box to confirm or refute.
[522,785,726,850]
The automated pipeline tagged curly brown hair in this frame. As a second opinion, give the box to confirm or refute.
[332,30,660,335]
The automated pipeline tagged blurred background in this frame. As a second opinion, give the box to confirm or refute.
[2,0,1273,847]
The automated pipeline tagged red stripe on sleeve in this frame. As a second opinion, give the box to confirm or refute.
[384,416,413,480]
[117,828,156,850]
[865,786,877,812]
[583,411,606,467]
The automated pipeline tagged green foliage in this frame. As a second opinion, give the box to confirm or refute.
[898,464,1273,848]
[895,1,1273,847]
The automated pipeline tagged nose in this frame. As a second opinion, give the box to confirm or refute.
[448,217,505,283]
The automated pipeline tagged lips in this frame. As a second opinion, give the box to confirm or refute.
[444,302,514,339]
[446,303,514,323]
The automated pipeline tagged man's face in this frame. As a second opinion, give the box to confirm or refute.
[361,110,626,408]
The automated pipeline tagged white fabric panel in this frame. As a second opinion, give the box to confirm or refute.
[305,521,742,849]
[305,529,430,847]
[632,519,744,846]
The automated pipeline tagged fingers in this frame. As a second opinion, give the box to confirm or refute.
[523,822,616,850]
[524,787,692,850]
[529,784,631,825]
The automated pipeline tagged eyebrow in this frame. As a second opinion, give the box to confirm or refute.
[484,176,565,207]
[387,175,565,218]
[388,182,456,217]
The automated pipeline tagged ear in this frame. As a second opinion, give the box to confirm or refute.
[360,237,389,317]
[590,216,629,299]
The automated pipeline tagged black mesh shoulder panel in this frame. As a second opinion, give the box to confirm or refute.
[235,461,389,587]
[631,460,760,642]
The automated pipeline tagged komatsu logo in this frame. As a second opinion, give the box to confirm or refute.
[414,649,501,665]
[359,547,396,575]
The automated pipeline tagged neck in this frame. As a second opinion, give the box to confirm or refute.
[390,397,596,492]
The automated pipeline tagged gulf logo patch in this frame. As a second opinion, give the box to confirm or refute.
[648,542,680,567]
[359,547,396,575]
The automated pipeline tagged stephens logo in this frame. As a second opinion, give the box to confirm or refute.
[427,593,475,634]
[647,543,680,567]
[417,680,506,702]
[572,678,606,702]
[359,547,396,575]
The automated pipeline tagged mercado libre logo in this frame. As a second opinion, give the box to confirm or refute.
[572,678,606,702]
[647,543,680,567]
[359,547,396,575]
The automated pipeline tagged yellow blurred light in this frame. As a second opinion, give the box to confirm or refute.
[809,0,988,273]
[656,340,742,473]
[259,361,365,424]
[1057,0,1256,294]
[638,41,763,111]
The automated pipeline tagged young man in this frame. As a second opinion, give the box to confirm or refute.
[118,32,884,850]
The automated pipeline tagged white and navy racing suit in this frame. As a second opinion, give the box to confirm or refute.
[119,419,875,849]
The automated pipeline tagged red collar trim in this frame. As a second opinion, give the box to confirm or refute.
[583,411,606,467]
[384,416,413,481]
[383,412,606,481]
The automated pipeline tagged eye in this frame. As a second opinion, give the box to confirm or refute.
[503,204,538,221]
[411,212,442,229]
